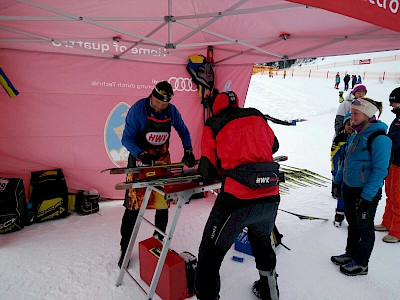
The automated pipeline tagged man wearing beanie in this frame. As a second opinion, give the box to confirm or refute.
[332,97,392,276]
[118,80,195,268]
[334,84,367,137]
[375,87,400,243]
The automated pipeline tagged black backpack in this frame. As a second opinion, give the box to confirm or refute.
[75,190,100,215]
[179,251,197,296]
[0,177,26,234]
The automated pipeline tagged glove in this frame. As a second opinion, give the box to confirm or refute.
[182,147,196,168]
[137,151,156,166]
[332,183,342,199]
[356,197,371,219]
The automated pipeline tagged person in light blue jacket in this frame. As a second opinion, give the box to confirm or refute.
[331,97,392,276]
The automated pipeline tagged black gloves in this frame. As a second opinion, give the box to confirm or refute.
[332,183,342,199]
[182,147,196,168]
[137,151,157,166]
[356,197,371,219]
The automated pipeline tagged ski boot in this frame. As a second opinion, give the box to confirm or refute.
[253,269,279,300]
[333,210,345,227]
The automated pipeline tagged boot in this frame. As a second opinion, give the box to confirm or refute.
[333,210,345,227]
[340,261,368,276]
[331,253,353,266]
[252,269,279,300]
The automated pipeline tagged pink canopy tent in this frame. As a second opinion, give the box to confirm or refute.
[0,0,399,197]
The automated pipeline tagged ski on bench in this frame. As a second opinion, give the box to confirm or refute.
[115,174,204,190]
[101,160,199,175]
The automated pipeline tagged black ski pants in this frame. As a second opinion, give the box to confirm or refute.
[343,185,381,266]
[194,192,279,300]
[120,208,168,253]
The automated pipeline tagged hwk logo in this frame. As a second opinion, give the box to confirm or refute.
[146,132,169,145]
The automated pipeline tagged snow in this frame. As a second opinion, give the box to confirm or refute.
[1,51,400,300]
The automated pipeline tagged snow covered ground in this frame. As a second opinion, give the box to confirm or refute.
[1,51,400,300]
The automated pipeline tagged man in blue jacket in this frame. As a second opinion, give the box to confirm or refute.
[118,80,195,267]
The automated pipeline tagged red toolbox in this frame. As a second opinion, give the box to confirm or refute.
[139,237,188,300]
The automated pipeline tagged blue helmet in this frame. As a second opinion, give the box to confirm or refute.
[343,113,352,125]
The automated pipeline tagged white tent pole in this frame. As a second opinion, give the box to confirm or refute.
[172,3,302,21]
[15,0,166,47]
[290,27,382,57]
[0,25,114,58]
[173,0,250,45]
[0,16,165,21]
[116,23,168,58]
[167,0,173,47]
[215,37,283,64]
[175,20,284,59]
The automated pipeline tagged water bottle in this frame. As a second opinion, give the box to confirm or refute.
[26,202,35,225]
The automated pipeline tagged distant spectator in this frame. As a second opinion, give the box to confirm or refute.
[357,75,362,84]
[334,72,340,89]
[339,91,344,103]
[351,75,357,89]
[334,84,367,137]
[343,74,350,91]
[283,69,287,79]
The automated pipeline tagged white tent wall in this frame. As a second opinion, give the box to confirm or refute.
[0,48,252,197]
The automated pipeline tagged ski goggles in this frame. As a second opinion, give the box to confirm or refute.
[152,87,174,102]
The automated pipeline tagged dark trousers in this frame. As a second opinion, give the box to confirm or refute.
[119,208,168,252]
[343,185,381,266]
[194,192,279,300]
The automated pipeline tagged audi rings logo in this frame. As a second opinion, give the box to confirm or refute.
[168,77,197,92]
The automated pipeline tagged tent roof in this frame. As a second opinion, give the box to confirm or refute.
[1,0,399,65]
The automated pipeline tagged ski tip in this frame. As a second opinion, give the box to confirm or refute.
[115,182,131,190]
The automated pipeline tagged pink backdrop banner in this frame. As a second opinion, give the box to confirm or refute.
[0,49,252,198]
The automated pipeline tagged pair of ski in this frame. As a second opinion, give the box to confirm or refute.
[101,155,289,190]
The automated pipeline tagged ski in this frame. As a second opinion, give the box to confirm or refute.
[280,165,331,181]
[115,174,204,190]
[273,155,288,162]
[101,161,198,175]
[278,209,329,221]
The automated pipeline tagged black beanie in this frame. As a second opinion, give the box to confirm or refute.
[152,81,174,102]
[389,87,400,103]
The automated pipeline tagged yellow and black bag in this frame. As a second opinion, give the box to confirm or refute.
[29,169,69,222]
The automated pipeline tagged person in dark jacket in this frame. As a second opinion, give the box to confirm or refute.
[118,80,195,267]
[195,91,280,300]
[375,87,400,243]
[331,113,353,227]
[351,75,357,89]
[343,74,350,91]
[331,97,392,276]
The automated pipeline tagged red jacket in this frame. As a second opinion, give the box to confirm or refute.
[199,106,279,199]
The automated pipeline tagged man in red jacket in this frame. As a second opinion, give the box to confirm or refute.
[194,91,281,300]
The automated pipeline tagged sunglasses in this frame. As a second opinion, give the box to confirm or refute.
[352,99,364,106]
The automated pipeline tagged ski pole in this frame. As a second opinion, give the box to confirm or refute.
[278,209,328,221]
